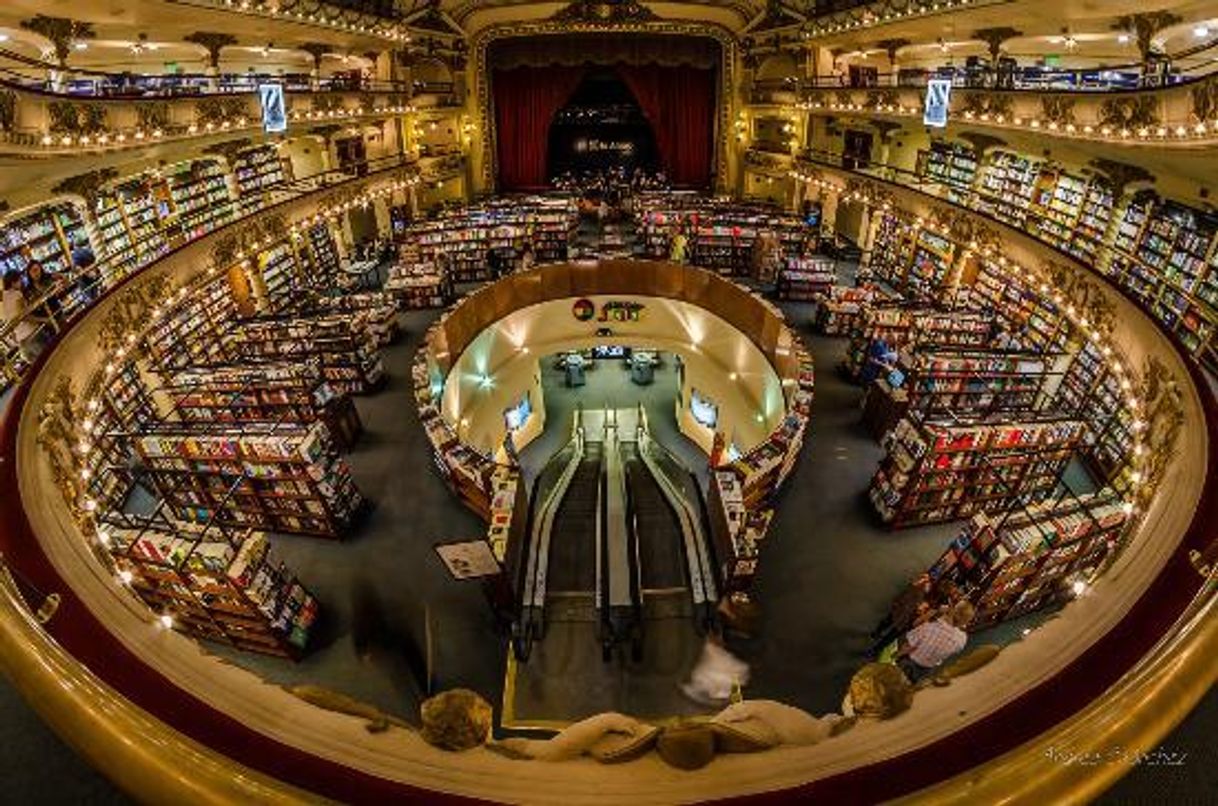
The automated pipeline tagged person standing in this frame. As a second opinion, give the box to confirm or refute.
[895,600,975,683]
[669,227,689,264]
[2,272,41,361]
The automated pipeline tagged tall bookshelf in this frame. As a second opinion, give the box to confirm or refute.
[134,420,364,538]
[926,494,1127,629]
[868,414,1084,528]
[143,277,240,371]
[233,314,385,395]
[917,141,978,204]
[0,200,91,283]
[102,514,320,658]
[163,158,236,245]
[233,144,288,197]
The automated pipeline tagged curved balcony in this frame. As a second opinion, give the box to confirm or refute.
[0,167,1215,802]
[0,51,466,157]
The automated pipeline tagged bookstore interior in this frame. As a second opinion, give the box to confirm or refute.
[0,0,1215,802]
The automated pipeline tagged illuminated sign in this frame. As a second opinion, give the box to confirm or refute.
[258,83,287,133]
[572,299,646,322]
[923,79,953,128]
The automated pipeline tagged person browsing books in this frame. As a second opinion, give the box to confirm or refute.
[895,599,975,682]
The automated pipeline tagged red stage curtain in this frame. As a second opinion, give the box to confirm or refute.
[617,64,714,188]
[493,65,586,190]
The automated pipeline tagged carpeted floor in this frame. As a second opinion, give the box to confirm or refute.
[1,267,1215,801]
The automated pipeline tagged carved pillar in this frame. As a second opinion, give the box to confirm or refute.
[301,43,330,90]
[21,15,95,91]
[876,39,909,87]
[184,32,237,88]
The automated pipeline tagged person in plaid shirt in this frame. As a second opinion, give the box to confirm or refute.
[896,600,975,682]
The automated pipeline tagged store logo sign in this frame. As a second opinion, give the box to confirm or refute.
[573,298,645,322]
[923,79,952,128]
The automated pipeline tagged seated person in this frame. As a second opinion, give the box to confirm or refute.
[895,600,975,683]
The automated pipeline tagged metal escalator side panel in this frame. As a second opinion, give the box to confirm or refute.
[523,436,585,610]
[602,428,635,611]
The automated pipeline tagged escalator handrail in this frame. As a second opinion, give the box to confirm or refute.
[522,420,586,610]
[634,409,718,607]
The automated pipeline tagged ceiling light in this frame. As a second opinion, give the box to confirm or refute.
[0,34,9,43]
[1195,25,1211,38]
[73,41,88,51]
[1117,33,1130,44]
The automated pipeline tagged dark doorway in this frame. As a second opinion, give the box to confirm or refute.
[546,68,659,183]
[843,129,874,170]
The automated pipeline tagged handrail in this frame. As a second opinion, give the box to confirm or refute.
[754,41,1218,95]
[634,405,717,607]
[521,414,586,610]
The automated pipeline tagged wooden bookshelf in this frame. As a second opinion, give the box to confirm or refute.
[134,420,365,539]
[869,414,1084,528]
[102,515,320,658]
[926,494,1127,629]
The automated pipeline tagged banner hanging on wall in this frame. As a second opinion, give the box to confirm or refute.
[923,78,952,128]
[258,83,287,133]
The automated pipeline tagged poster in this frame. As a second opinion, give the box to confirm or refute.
[923,78,952,129]
[434,539,501,580]
[258,83,287,133]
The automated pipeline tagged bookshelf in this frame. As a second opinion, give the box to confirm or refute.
[812,285,881,335]
[777,256,836,301]
[917,141,978,203]
[248,243,303,314]
[234,144,288,197]
[896,348,1060,418]
[0,201,91,295]
[134,420,365,539]
[975,150,1038,227]
[386,260,452,309]
[233,314,386,395]
[163,158,237,245]
[102,514,320,658]
[868,414,1084,528]
[926,494,1127,629]
[705,340,814,592]
[161,360,363,451]
[845,304,992,379]
[408,198,578,282]
[84,361,157,512]
[143,277,240,371]
[303,223,342,288]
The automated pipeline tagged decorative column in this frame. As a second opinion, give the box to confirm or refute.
[1113,12,1182,71]
[21,15,95,91]
[301,43,330,91]
[876,39,909,87]
[184,32,237,90]
[973,27,1022,87]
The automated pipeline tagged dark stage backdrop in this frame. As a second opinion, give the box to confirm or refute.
[490,35,719,191]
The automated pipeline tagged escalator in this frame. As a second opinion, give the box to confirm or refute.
[546,443,602,593]
[621,444,686,590]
